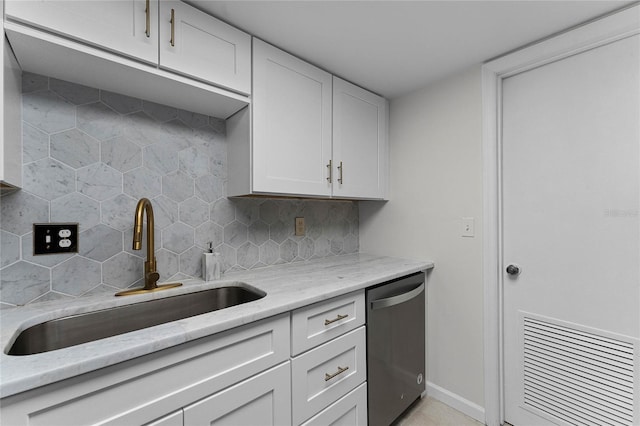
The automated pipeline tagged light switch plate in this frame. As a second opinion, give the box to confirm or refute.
[33,223,79,254]
[295,217,305,236]
[461,217,475,238]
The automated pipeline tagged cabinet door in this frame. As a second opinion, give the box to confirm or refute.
[1,21,23,189]
[159,1,251,94]
[301,383,367,426]
[145,410,183,426]
[5,0,157,64]
[332,77,388,199]
[252,38,332,197]
[183,362,291,426]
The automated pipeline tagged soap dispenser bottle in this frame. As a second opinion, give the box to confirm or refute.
[202,243,221,281]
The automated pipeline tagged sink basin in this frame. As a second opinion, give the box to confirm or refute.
[7,285,266,356]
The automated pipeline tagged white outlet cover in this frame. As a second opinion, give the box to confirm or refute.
[461,217,475,237]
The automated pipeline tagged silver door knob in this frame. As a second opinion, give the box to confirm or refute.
[506,264,521,276]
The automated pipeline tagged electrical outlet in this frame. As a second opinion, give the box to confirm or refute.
[33,223,79,254]
[295,217,305,236]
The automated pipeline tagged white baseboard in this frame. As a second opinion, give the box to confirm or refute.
[426,381,486,424]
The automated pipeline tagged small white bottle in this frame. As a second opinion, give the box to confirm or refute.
[202,242,221,281]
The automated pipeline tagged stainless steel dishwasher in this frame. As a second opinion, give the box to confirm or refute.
[366,272,425,426]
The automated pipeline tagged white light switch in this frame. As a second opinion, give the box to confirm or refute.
[461,217,475,238]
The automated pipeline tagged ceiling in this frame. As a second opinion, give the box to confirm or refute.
[188,1,636,99]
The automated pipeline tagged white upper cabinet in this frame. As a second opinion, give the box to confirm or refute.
[5,0,158,64]
[5,0,251,94]
[158,1,250,94]
[332,77,388,199]
[252,38,333,197]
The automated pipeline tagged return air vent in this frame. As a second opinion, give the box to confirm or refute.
[522,316,636,426]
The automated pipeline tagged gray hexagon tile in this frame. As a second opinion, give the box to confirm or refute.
[248,221,269,246]
[23,122,49,163]
[211,198,235,226]
[77,163,122,201]
[23,157,75,200]
[259,240,279,265]
[223,221,247,248]
[123,167,161,200]
[209,117,225,134]
[344,234,358,253]
[179,197,209,227]
[194,222,223,250]
[162,222,194,254]
[51,193,100,230]
[299,238,315,260]
[52,256,101,296]
[80,224,123,261]
[0,261,50,305]
[234,199,260,226]
[270,220,290,244]
[103,252,143,288]
[179,147,209,178]
[77,102,122,141]
[50,78,99,105]
[156,248,179,282]
[50,128,100,169]
[0,191,49,236]
[0,230,20,268]
[313,238,331,258]
[100,90,142,114]
[23,90,75,133]
[237,242,259,269]
[101,194,138,231]
[144,141,180,175]
[162,171,193,202]
[122,111,163,147]
[22,72,48,93]
[157,120,192,149]
[219,244,236,272]
[330,238,344,255]
[195,174,224,203]
[101,136,142,172]
[143,101,177,122]
[148,196,177,230]
[259,201,279,225]
[179,246,203,277]
[32,291,73,304]
[21,233,74,267]
[280,239,298,263]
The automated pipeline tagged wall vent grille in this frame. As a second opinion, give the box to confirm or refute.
[523,316,635,426]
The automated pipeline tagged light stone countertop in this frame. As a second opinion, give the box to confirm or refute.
[0,253,433,398]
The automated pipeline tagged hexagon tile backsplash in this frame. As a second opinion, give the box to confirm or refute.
[0,73,359,308]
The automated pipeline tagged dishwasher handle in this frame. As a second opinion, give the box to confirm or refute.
[370,283,425,310]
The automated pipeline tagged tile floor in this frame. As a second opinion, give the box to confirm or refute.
[394,396,484,426]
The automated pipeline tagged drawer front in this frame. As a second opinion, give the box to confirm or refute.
[183,362,291,426]
[291,327,367,425]
[300,382,367,426]
[291,290,365,356]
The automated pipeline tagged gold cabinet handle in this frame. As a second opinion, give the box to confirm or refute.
[144,0,150,37]
[169,8,175,47]
[325,366,349,382]
[324,314,348,326]
[326,160,332,183]
[338,161,343,184]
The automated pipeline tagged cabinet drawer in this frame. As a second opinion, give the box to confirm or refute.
[291,290,365,356]
[291,327,366,425]
[183,362,291,426]
[300,382,367,426]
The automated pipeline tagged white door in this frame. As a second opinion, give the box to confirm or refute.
[332,77,388,200]
[252,38,333,197]
[502,34,640,426]
[158,1,251,94]
[5,0,157,63]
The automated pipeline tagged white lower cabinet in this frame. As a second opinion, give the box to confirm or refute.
[184,362,291,426]
[301,383,368,426]
[146,410,183,426]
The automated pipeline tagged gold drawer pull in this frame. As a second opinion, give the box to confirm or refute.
[169,8,175,47]
[144,0,150,37]
[325,366,349,382]
[324,314,348,326]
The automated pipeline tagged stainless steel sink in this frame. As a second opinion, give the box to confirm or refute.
[7,285,266,356]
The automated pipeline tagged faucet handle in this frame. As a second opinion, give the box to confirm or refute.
[145,271,160,289]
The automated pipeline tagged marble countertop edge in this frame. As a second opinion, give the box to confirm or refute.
[0,253,433,398]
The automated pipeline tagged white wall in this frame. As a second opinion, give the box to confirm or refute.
[360,65,485,418]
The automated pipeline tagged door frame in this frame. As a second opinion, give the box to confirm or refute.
[481,5,640,425]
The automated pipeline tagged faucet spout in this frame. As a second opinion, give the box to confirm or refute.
[115,198,182,296]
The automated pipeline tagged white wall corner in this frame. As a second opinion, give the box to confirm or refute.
[427,381,486,424]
